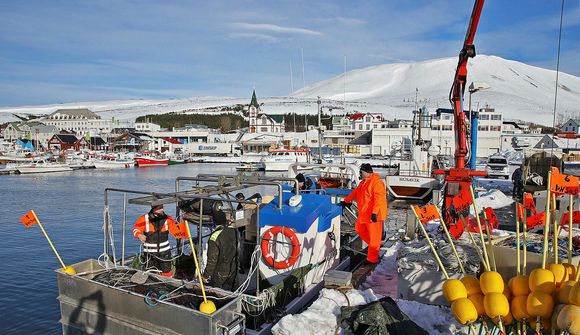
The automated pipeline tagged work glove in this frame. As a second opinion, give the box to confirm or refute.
[371,213,377,222]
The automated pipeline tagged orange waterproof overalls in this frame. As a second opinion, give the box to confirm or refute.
[344,173,387,263]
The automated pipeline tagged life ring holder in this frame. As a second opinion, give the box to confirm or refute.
[261,226,301,269]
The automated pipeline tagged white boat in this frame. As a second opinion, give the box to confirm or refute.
[93,156,134,169]
[235,162,264,171]
[288,162,361,190]
[261,149,309,172]
[16,160,73,174]
[385,109,436,200]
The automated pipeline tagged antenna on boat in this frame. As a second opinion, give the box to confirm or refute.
[302,48,308,133]
[290,60,296,132]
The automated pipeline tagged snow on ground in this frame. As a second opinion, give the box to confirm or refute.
[397,299,463,335]
[271,288,381,335]
[474,189,514,210]
[474,178,514,194]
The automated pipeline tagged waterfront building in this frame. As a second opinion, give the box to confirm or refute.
[40,108,112,136]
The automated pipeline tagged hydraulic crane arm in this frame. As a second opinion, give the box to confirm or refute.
[449,0,485,169]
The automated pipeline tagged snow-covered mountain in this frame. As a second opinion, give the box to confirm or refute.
[1,55,578,126]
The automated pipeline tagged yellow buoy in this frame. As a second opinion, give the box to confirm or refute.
[62,266,77,275]
[527,291,554,318]
[451,298,478,325]
[511,275,530,296]
[556,304,580,331]
[570,319,580,335]
[468,294,485,316]
[570,282,580,306]
[483,292,509,318]
[548,263,568,288]
[564,263,577,281]
[199,300,217,314]
[480,271,504,294]
[511,295,530,321]
[443,279,467,303]
[559,281,577,304]
[529,268,556,293]
[461,275,482,296]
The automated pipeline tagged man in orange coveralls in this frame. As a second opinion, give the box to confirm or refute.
[340,163,387,264]
[133,204,188,277]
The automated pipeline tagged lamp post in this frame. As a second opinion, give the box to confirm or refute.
[468,82,490,169]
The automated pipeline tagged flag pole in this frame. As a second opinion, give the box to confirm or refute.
[30,210,68,271]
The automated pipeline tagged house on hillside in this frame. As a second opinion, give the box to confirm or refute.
[534,134,580,153]
[247,90,285,133]
[3,121,57,150]
[560,119,580,134]
[333,112,387,134]
[109,132,152,152]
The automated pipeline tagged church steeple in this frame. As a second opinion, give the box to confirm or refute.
[249,89,259,108]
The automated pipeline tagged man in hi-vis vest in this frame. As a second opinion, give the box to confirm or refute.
[133,204,187,277]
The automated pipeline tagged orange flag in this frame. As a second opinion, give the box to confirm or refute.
[523,192,537,214]
[169,221,190,239]
[413,204,440,224]
[20,210,38,228]
[550,167,579,196]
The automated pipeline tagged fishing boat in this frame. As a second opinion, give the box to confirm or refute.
[93,156,135,169]
[135,156,169,167]
[16,160,72,174]
[261,149,309,172]
[235,162,264,172]
[55,173,370,335]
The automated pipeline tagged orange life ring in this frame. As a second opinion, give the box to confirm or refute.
[261,226,301,269]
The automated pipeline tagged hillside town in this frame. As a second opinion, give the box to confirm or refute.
[2,89,574,174]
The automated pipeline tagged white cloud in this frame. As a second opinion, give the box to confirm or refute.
[230,22,323,36]
[227,32,279,43]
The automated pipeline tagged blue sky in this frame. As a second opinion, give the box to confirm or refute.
[0,0,579,107]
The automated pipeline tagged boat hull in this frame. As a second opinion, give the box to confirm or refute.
[17,165,73,174]
[135,157,169,167]
[93,160,134,169]
[386,175,435,200]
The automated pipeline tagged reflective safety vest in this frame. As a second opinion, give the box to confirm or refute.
[133,214,174,253]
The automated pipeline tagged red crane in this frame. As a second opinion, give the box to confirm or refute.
[433,0,487,237]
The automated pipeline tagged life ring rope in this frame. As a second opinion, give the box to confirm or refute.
[261,226,301,269]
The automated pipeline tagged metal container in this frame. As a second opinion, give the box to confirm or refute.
[56,259,244,335]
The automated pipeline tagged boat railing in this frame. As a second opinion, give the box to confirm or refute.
[396,168,432,178]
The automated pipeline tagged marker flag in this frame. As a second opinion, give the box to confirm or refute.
[20,210,39,228]
[550,167,579,196]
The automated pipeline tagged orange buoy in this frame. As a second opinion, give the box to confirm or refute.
[529,268,556,293]
[564,263,577,281]
[461,275,482,296]
[527,291,554,318]
[548,263,568,288]
[468,294,485,316]
[443,279,467,303]
[503,284,512,302]
[511,295,530,321]
[511,275,530,296]
[451,298,478,325]
[484,292,509,318]
[559,281,577,304]
[480,271,504,294]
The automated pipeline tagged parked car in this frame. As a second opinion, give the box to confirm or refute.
[485,156,510,179]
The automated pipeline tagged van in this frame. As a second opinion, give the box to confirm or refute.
[485,156,510,179]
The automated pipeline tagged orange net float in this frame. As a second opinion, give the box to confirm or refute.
[451,298,479,325]
[443,279,467,303]
[527,291,554,319]
[570,282,580,306]
[483,292,509,319]
[511,275,530,296]
[468,294,485,317]
[461,276,482,296]
[511,295,530,321]
[480,271,504,294]
[260,226,301,270]
[559,281,577,304]
[529,268,556,294]
[563,263,577,281]
[548,263,568,288]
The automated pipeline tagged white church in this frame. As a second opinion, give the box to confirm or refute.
[247,90,285,133]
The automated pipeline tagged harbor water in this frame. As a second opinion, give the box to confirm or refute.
[1,164,242,334]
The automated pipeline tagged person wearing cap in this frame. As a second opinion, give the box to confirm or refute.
[202,210,239,291]
[339,163,387,264]
[132,204,186,277]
